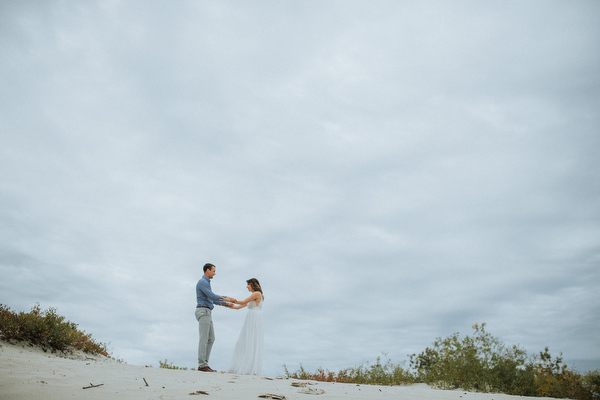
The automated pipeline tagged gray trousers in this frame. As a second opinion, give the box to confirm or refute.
[195,307,215,368]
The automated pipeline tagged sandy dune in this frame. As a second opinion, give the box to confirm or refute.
[0,340,567,400]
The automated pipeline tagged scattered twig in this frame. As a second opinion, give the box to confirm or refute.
[291,381,315,387]
[298,387,325,395]
[83,383,104,389]
[143,377,149,386]
[258,394,286,399]
[189,390,209,395]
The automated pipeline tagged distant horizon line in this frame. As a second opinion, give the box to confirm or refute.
[564,359,600,373]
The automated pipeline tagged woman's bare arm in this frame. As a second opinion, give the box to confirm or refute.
[236,291,262,306]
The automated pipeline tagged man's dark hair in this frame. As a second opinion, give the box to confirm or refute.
[203,263,215,273]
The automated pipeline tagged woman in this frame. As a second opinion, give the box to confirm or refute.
[227,278,264,375]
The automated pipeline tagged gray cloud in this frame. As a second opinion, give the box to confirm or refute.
[1,0,599,376]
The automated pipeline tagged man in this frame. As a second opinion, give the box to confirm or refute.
[195,263,236,372]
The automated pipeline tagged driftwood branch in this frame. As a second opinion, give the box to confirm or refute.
[83,383,104,389]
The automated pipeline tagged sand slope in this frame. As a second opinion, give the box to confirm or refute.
[0,340,567,400]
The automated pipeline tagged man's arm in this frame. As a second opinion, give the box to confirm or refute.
[217,296,238,306]
[197,279,229,306]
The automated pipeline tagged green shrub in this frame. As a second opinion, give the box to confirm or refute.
[532,348,595,400]
[410,323,597,399]
[284,355,415,385]
[158,359,188,370]
[410,322,531,393]
[285,323,598,400]
[0,303,108,356]
[583,370,600,400]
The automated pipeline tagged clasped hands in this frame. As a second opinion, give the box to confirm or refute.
[220,297,239,308]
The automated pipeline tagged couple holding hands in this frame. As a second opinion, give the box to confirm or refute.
[195,263,264,375]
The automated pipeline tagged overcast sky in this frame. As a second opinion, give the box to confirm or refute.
[1,1,599,377]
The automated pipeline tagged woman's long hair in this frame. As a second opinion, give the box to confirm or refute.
[247,278,264,299]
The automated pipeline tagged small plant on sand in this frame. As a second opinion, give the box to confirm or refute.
[0,303,109,356]
[158,359,188,370]
[284,355,415,385]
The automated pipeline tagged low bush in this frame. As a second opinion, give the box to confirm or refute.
[0,303,109,357]
[158,359,188,370]
[285,323,599,400]
[410,322,532,393]
[533,348,598,400]
[410,323,597,400]
[285,356,415,385]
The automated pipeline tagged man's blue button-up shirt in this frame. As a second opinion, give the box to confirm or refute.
[196,275,226,309]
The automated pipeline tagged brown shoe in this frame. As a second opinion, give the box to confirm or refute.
[198,366,216,372]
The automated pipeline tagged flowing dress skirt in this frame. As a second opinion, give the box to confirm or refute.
[228,300,264,375]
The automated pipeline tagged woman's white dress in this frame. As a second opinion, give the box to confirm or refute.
[228,298,264,375]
